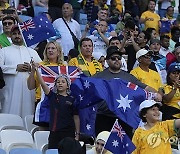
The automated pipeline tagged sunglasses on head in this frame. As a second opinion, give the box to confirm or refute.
[2,22,13,26]
[110,56,121,61]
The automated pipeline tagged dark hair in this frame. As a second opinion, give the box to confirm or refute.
[167,6,174,11]
[149,0,156,4]
[141,30,151,43]
[146,28,156,35]
[139,104,160,122]
[125,20,135,30]
[80,38,93,47]
[109,37,120,45]
[175,42,180,48]
[2,16,16,24]
[68,48,79,58]
[171,27,180,35]
[166,72,173,85]
[160,35,170,41]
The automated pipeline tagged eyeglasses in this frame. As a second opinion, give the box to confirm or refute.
[110,56,121,61]
[2,22,13,26]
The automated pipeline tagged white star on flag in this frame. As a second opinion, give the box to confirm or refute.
[27,34,34,40]
[79,94,83,101]
[86,124,91,130]
[84,80,90,89]
[116,94,133,112]
[92,107,96,111]
[112,140,119,147]
[39,25,41,28]
[40,18,43,21]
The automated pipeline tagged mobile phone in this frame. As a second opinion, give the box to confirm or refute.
[2,9,15,14]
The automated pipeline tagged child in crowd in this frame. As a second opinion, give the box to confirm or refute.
[32,62,80,149]
[132,100,180,154]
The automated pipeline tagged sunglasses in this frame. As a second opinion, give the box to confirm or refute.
[110,56,121,61]
[2,22,13,26]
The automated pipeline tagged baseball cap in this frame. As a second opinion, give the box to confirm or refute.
[139,100,162,112]
[96,131,110,143]
[11,25,19,32]
[167,62,180,74]
[106,46,122,59]
[136,49,152,59]
[150,39,160,45]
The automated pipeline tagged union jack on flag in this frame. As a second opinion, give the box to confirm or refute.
[112,120,126,142]
[104,119,136,154]
[19,19,35,32]
[34,65,81,123]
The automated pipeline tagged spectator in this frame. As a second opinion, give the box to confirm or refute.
[67,48,79,63]
[69,0,81,23]
[87,131,112,154]
[140,0,161,32]
[53,3,81,59]
[89,8,115,35]
[27,41,66,130]
[136,30,150,50]
[149,38,167,84]
[146,28,159,40]
[160,62,180,121]
[159,35,171,57]
[82,20,111,59]
[18,0,34,17]
[158,0,172,18]
[0,16,16,48]
[132,100,180,154]
[94,46,160,138]
[48,0,64,22]
[33,0,48,16]
[130,49,162,91]
[0,0,10,11]
[33,64,80,149]
[68,38,103,76]
[0,25,41,118]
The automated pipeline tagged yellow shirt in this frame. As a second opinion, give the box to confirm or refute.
[68,55,103,76]
[0,3,10,11]
[163,85,180,118]
[130,67,162,91]
[132,120,177,154]
[141,11,160,32]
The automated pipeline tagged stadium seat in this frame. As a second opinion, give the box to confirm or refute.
[9,148,42,154]
[0,113,25,131]
[45,149,58,154]
[34,131,50,153]
[0,148,6,154]
[24,115,39,136]
[0,130,35,152]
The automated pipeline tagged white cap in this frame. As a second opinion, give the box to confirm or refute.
[96,131,110,143]
[136,49,150,59]
[139,100,162,112]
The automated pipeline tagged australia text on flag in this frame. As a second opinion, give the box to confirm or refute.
[104,119,136,154]
[19,14,56,47]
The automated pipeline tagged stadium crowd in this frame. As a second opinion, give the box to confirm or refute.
[0,0,180,154]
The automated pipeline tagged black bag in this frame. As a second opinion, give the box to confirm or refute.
[62,18,79,50]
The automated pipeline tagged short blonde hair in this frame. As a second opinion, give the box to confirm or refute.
[43,41,64,65]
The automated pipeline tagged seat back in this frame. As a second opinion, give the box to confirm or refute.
[9,148,42,154]
[45,149,58,154]
[34,131,50,152]
[0,148,6,154]
[0,114,24,131]
[0,130,35,152]
[24,115,39,136]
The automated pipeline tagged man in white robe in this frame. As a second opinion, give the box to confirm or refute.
[0,25,42,118]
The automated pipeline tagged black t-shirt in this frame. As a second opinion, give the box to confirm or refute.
[94,68,146,116]
[47,91,78,132]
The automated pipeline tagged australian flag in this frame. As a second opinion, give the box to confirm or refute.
[71,77,152,130]
[104,119,136,154]
[35,65,81,123]
[19,14,56,47]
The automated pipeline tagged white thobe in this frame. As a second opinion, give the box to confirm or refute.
[0,44,42,118]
